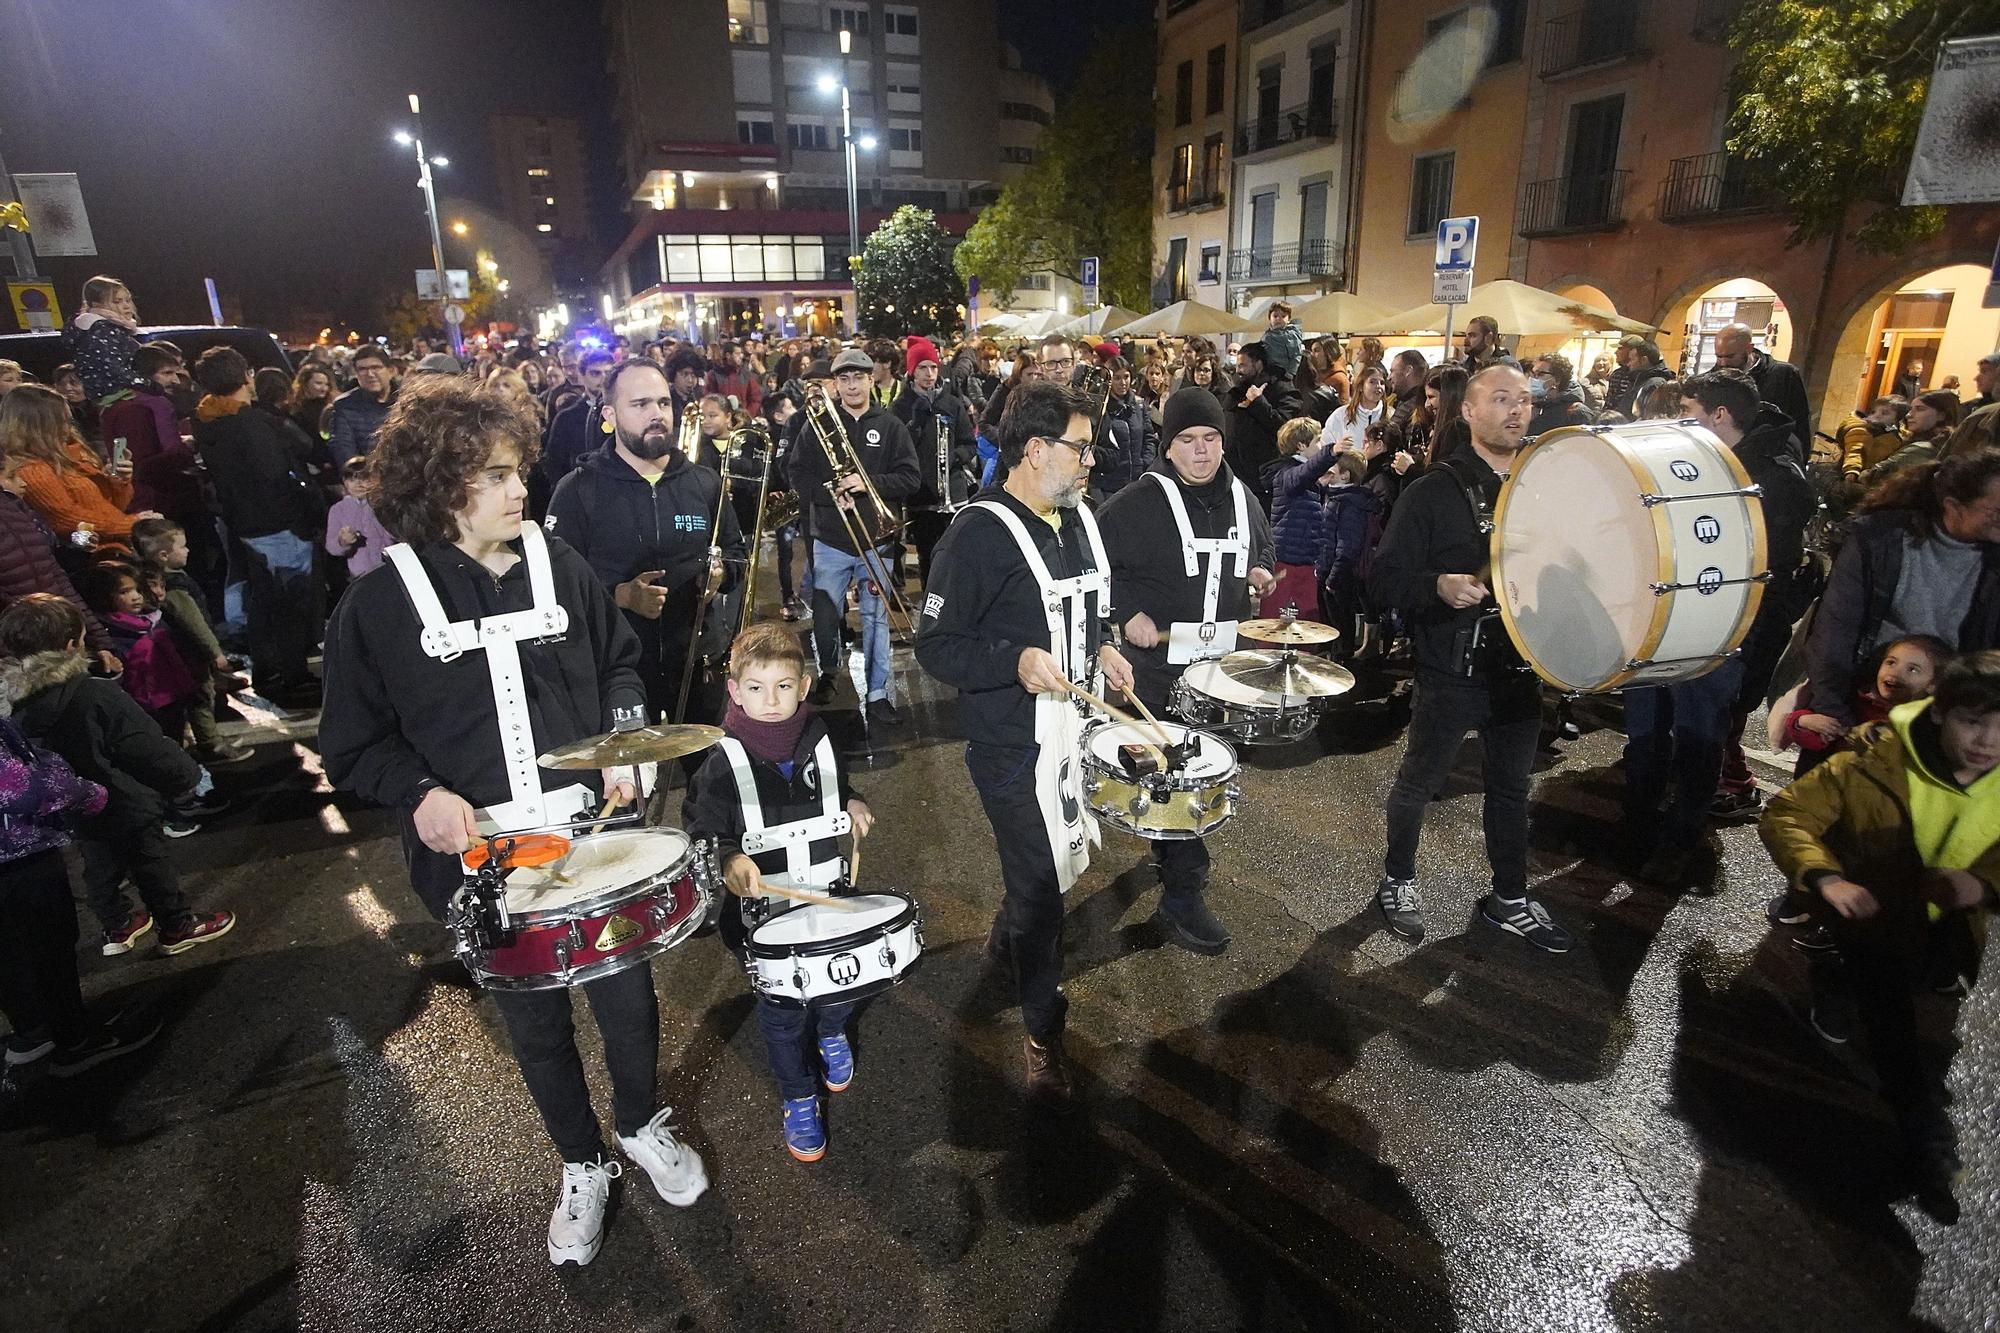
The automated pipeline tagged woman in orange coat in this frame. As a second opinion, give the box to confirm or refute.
[0,384,157,548]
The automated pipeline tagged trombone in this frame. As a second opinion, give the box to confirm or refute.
[672,440,737,723]
[735,422,781,638]
[677,394,706,466]
[802,382,916,639]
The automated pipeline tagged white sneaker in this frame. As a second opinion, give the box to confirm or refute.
[547,1159,621,1266]
[618,1107,710,1207]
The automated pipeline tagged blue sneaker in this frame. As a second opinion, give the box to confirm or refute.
[782,1095,825,1162]
[818,1033,854,1092]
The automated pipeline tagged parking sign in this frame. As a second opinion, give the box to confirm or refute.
[1434,215,1477,304]
[1080,255,1099,308]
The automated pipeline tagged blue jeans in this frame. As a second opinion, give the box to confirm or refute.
[241,529,319,686]
[756,996,857,1100]
[1621,655,1747,844]
[810,539,893,701]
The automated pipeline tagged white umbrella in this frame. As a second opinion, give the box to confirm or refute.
[1371,279,1655,337]
[978,310,1026,331]
[1050,304,1142,340]
[1263,290,1404,335]
[1106,299,1246,338]
[1006,309,1066,339]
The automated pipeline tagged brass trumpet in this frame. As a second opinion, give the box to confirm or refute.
[672,442,736,723]
[802,382,916,638]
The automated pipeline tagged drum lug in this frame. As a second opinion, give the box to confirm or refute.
[1225,783,1242,804]
[1082,775,1101,796]
[1128,794,1150,818]
[553,937,573,981]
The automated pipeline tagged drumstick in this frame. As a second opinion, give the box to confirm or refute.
[1059,679,1167,767]
[741,878,865,912]
[1121,686,1177,750]
[848,839,862,893]
[586,793,620,837]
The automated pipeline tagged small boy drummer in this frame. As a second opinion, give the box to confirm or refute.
[683,622,874,1162]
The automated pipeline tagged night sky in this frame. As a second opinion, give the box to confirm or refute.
[1,0,1146,333]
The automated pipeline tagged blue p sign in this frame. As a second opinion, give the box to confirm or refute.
[1435,216,1479,271]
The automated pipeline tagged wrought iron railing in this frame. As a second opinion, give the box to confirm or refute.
[1540,0,1645,76]
[1659,151,1780,221]
[1165,173,1225,213]
[1227,238,1342,283]
[1234,98,1339,156]
[1518,170,1630,235]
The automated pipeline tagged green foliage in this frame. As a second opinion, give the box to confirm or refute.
[955,29,1154,310]
[853,205,966,339]
[378,268,501,342]
[1727,0,2000,251]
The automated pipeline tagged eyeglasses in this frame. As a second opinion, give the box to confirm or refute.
[1040,435,1095,461]
[1041,358,1074,372]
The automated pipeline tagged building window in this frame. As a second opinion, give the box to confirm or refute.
[738,115,775,144]
[537,223,554,233]
[1199,243,1221,283]
[1000,101,1051,124]
[727,0,769,43]
[1408,151,1455,236]
[1166,237,1189,301]
[884,8,918,36]
[1002,145,1035,165]
[659,233,834,284]
[830,5,868,35]
[1017,272,1053,291]
[788,121,831,150]
[1205,44,1226,116]
[888,126,922,151]
[1174,61,1194,127]
[1201,135,1223,196]
[527,167,551,178]
[1427,1,1525,69]
[1172,143,1194,190]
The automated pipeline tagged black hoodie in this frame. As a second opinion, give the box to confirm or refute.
[786,398,921,554]
[1369,438,1514,684]
[1731,406,1814,576]
[3,649,200,834]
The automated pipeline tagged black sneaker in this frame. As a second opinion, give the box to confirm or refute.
[162,818,201,839]
[1374,875,1425,943]
[4,1030,54,1067]
[809,679,837,707]
[1789,925,1837,954]
[1766,892,1813,927]
[1480,895,1572,953]
[1709,787,1764,822]
[1639,846,1694,888]
[1903,1115,1964,1224]
[1153,894,1230,955]
[866,699,903,728]
[50,1011,162,1079]
[174,789,230,819]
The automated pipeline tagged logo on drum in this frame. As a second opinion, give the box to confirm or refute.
[1696,566,1725,595]
[593,914,643,953]
[1693,515,1722,544]
[1199,621,1218,645]
[1670,460,1700,483]
[828,952,862,985]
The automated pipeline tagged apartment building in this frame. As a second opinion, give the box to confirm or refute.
[597,0,1054,341]
[1153,0,1237,304]
[488,114,594,296]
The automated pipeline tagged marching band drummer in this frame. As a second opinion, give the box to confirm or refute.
[321,375,709,1270]
[546,358,746,724]
[683,623,875,1164]
[1096,386,1276,956]
[914,380,1136,1105]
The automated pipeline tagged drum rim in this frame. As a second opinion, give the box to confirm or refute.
[1491,423,1766,693]
[501,834,696,924]
[752,960,922,1009]
[743,893,919,960]
[473,938,675,992]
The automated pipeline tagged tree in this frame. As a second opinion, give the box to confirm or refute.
[853,205,966,339]
[376,266,501,344]
[955,29,1154,311]
[1728,0,2000,251]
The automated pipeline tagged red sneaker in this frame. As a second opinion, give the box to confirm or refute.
[159,910,236,956]
[102,911,155,957]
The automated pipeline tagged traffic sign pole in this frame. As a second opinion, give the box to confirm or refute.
[0,141,43,282]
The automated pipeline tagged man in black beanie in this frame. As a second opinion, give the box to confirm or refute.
[1224,340,1301,512]
[1096,386,1276,954]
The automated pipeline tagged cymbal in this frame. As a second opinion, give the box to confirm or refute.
[1238,617,1341,646]
[539,724,724,769]
[1217,650,1356,699]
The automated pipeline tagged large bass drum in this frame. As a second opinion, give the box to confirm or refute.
[1490,421,1768,693]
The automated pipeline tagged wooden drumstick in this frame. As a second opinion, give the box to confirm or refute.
[848,839,862,893]
[1120,685,1177,750]
[1059,679,1166,767]
[739,878,864,912]
[587,793,620,837]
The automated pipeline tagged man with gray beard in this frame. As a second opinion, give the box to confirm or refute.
[547,359,745,721]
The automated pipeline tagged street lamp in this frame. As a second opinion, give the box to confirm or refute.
[823,28,878,286]
[395,92,460,356]
[450,220,469,237]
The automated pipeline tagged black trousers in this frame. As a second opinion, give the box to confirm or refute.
[909,508,953,590]
[408,832,660,1163]
[1383,675,1541,898]
[1816,901,1969,1124]
[1131,666,1211,901]
[0,849,92,1047]
[79,821,193,934]
[966,741,1069,1041]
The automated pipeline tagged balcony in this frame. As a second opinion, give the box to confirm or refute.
[1234,99,1339,158]
[1244,0,1327,31]
[1165,174,1225,214]
[1660,151,1781,222]
[1539,0,1646,77]
[1691,0,1741,41]
[1227,238,1342,284]
[1518,170,1630,236]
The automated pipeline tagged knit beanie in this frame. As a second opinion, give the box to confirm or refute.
[1161,384,1227,443]
[905,336,941,377]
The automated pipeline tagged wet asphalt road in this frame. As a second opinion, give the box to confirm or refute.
[2,643,1995,1333]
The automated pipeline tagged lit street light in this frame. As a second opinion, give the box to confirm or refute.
[823,28,879,292]
[394,92,461,356]
[450,220,469,237]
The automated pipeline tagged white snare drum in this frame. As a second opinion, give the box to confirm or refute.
[1491,421,1768,693]
[1080,719,1239,840]
[744,892,923,1008]
[452,830,710,991]
[1169,659,1324,746]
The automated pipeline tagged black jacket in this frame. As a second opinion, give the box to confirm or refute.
[327,384,393,467]
[892,383,979,508]
[1368,439,1512,683]
[541,394,603,493]
[785,399,920,556]
[1732,409,1814,575]
[1804,509,2000,725]
[320,534,647,818]
[1096,463,1276,709]
[544,447,746,695]
[192,402,321,539]
[914,489,1108,747]
[1748,351,1813,440]
[682,711,863,950]
[1606,362,1668,419]
[1091,391,1156,500]
[1225,374,1303,509]
[2,650,199,834]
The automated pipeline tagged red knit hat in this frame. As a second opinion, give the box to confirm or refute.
[905,336,941,376]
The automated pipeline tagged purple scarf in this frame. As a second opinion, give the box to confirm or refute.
[722,699,813,764]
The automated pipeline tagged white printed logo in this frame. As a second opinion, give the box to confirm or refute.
[543,514,558,533]
[922,592,944,622]
[866,428,881,445]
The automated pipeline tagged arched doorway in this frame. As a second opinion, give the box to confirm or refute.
[1824,263,1998,419]
[1549,281,1622,388]
[1661,278,1794,379]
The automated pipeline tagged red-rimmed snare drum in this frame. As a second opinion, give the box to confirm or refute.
[1490,421,1769,693]
[452,830,711,991]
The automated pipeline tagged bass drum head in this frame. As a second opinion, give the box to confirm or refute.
[750,893,909,949]
[502,829,693,919]
[1083,719,1236,781]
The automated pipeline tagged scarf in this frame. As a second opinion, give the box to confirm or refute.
[723,698,813,765]
[196,394,248,423]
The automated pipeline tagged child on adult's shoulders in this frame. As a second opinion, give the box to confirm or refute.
[683,622,872,1164]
